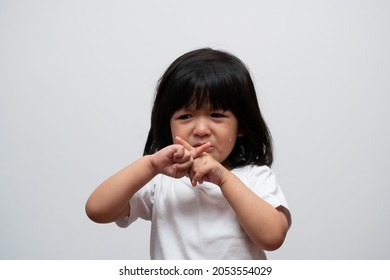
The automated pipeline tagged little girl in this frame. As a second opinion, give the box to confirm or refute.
[86,48,291,259]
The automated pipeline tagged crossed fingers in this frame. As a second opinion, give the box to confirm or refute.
[175,136,211,186]
[175,136,210,158]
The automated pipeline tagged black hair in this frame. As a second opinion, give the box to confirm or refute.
[143,48,273,167]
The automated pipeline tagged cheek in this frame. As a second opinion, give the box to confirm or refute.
[226,128,239,149]
[170,119,178,136]
[169,123,175,142]
[170,122,188,142]
[227,136,237,149]
[221,130,238,150]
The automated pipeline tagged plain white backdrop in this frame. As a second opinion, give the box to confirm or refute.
[1,0,389,259]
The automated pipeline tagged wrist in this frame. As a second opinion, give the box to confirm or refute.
[146,155,159,177]
[218,169,235,190]
[215,166,230,188]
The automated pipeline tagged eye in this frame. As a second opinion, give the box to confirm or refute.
[177,114,192,120]
[210,112,226,118]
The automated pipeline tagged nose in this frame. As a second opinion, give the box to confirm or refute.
[193,117,211,137]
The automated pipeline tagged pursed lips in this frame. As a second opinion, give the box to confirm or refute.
[193,142,214,153]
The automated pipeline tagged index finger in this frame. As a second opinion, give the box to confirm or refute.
[175,136,211,159]
[175,136,194,151]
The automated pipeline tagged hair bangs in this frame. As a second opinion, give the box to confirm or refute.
[174,65,238,112]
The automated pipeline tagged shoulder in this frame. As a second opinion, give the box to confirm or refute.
[231,164,279,192]
[232,164,274,179]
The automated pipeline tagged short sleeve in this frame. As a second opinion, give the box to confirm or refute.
[236,165,292,227]
[115,180,155,228]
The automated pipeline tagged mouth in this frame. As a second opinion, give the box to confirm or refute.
[204,146,214,153]
[193,142,207,147]
[193,142,214,153]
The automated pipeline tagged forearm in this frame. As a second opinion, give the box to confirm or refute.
[220,172,289,251]
[85,155,157,223]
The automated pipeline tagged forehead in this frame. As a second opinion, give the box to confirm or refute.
[177,103,220,112]
[181,89,231,111]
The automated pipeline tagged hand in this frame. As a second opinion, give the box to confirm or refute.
[150,137,211,179]
[175,137,227,187]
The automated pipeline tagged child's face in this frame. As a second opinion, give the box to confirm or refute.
[170,105,239,164]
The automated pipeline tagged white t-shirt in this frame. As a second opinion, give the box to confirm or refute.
[116,164,291,259]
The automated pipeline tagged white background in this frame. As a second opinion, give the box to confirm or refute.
[1,0,389,259]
